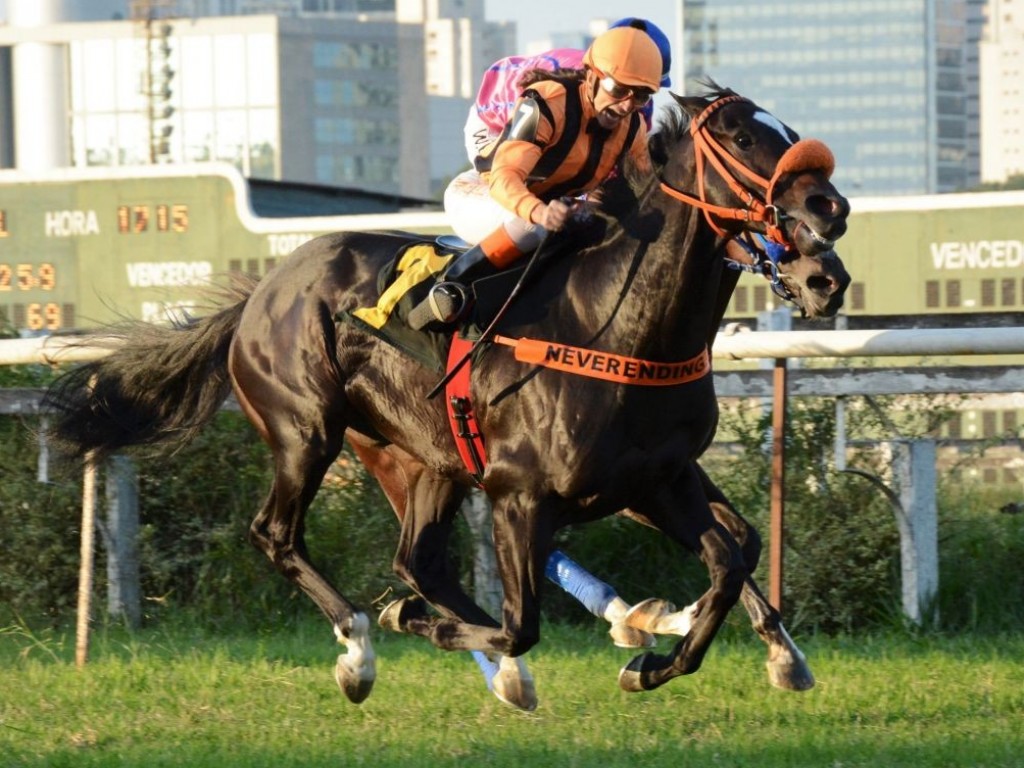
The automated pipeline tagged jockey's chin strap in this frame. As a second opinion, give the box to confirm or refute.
[658,94,836,250]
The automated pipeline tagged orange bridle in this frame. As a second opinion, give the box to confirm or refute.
[659,94,836,247]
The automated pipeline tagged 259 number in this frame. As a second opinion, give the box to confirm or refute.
[0,262,57,291]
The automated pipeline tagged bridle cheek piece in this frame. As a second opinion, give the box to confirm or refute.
[659,95,835,251]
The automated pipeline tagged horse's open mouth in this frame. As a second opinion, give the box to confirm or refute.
[789,219,836,252]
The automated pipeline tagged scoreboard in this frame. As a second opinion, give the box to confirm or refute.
[0,163,448,331]
[2,162,1024,332]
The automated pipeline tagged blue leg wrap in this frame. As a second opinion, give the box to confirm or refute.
[544,549,618,617]
[471,650,498,690]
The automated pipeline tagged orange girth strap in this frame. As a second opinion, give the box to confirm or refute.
[493,335,710,386]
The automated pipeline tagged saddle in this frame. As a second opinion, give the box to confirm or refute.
[340,237,524,372]
[339,237,521,486]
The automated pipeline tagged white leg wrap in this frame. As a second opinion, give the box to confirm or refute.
[601,596,631,624]
[642,602,697,637]
[334,613,376,683]
[773,624,807,666]
[491,654,538,711]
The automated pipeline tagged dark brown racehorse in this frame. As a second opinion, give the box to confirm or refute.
[42,88,850,709]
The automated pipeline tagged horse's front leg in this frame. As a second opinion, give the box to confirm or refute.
[697,464,813,690]
[621,513,814,691]
[617,465,746,693]
[619,463,814,691]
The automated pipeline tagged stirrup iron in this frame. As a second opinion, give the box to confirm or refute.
[408,282,469,330]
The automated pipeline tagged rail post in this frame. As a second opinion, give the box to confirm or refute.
[886,439,939,625]
[75,450,98,668]
[769,357,787,612]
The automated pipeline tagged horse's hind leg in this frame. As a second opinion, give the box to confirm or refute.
[377,491,554,658]
[386,472,539,711]
[350,439,537,710]
[230,346,376,703]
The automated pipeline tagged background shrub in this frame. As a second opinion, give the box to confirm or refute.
[1,367,1021,636]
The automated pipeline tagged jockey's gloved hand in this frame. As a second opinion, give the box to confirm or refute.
[534,198,573,232]
[571,193,602,225]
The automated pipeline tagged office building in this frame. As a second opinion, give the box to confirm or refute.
[678,0,978,195]
[0,0,515,197]
[979,0,1024,183]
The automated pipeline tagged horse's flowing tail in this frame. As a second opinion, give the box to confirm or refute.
[43,286,253,461]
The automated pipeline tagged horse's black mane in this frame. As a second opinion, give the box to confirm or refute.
[647,80,737,169]
[591,81,738,239]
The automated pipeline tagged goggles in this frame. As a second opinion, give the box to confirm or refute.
[598,75,654,107]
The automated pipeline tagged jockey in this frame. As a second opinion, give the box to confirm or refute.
[464,17,672,163]
[408,25,665,330]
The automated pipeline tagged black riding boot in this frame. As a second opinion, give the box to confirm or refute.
[407,244,496,330]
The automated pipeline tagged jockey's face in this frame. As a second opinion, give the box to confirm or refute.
[590,71,650,129]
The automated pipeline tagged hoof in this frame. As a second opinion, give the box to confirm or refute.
[335,655,375,704]
[378,599,404,632]
[623,598,676,634]
[378,596,427,633]
[767,659,815,691]
[608,622,656,649]
[492,668,538,712]
[617,651,660,693]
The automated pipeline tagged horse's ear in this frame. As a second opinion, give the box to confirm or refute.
[671,92,709,120]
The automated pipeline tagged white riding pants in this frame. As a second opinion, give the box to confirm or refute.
[443,169,546,252]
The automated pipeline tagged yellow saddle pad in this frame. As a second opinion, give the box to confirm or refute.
[351,243,454,330]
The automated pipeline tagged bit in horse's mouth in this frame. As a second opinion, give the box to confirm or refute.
[792,219,835,250]
[807,228,835,249]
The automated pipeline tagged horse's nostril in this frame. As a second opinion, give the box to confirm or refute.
[807,195,838,219]
[807,274,836,295]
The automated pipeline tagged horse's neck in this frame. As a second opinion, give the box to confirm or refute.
[575,178,724,360]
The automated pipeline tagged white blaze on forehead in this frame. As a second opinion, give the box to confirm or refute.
[754,110,794,145]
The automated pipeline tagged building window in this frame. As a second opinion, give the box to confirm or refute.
[1002,278,1017,307]
[850,282,865,310]
[947,413,962,439]
[733,286,748,314]
[945,280,961,307]
[981,278,996,307]
[753,285,767,312]
[62,304,76,329]
[982,411,997,438]
[313,41,398,71]
[1004,410,1019,435]
[926,280,940,308]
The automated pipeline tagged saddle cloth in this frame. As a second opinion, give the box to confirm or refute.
[341,241,458,371]
[339,240,523,372]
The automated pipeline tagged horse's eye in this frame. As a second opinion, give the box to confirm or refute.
[735,133,753,150]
